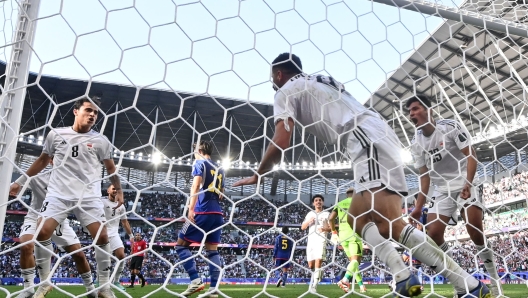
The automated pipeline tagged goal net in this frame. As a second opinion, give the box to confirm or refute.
[0,0,528,297]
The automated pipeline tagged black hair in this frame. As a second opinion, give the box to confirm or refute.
[405,95,432,110]
[194,140,213,156]
[281,226,289,234]
[74,95,101,110]
[272,53,303,75]
[311,194,324,203]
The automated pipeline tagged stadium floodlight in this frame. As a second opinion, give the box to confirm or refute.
[222,159,231,170]
[152,152,161,164]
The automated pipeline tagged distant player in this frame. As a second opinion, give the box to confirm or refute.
[273,226,293,288]
[100,184,134,291]
[408,95,500,297]
[329,187,366,294]
[9,96,123,298]
[301,194,330,293]
[9,166,96,298]
[177,140,225,298]
[233,53,490,297]
[128,233,148,288]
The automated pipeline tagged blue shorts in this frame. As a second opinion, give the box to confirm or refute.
[179,214,223,244]
[275,259,291,269]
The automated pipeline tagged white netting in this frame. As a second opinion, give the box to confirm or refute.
[1,0,528,297]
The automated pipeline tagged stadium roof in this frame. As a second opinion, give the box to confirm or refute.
[369,3,528,165]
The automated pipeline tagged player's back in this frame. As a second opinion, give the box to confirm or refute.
[43,127,111,200]
[27,172,51,218]
[274,74,382,145]
[274,235,293,260]
[334,198,359,240]
[193,159,224,215]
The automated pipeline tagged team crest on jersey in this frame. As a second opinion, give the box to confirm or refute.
[86,143,95,154]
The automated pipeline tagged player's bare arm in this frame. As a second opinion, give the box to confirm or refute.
[460,145,478,199]
[9,153,52,196]
[233,118,294,187]
[188,175,203,223]
[121,218,134,241]
[104,158,124,208]
[410,166,430,223]
[328,210,337,232]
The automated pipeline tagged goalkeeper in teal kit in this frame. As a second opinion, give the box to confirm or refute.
[329,187,367,294]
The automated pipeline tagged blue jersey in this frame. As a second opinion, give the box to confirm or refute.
[273,235,293,260]
[192,159,225,215]
[419,207,428,225]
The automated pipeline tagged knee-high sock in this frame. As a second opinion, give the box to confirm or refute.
[399,224,479,294]
[207,250,221,288]
[35,239,53,281]
[282,272,288,286]
[361,222,410,283]
[176,245,199,281]
[95,243,112,289]
[80,271,95,292]
[439,242,453,258]
[113,260,125,284]
[476,242,499,281]
[21,268,35,289]
[130,274,136,285]
[345,260,363,286]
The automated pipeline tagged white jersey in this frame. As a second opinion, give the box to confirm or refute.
[26,172,51,218]
[303,210,330,246]
[101,196,127,236]
[42,127,112,200]
[410,119,472,193]
[273,74,383,145]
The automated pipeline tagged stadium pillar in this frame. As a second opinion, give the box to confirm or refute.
[0,0,42,243]
[370,0,528,38]
[227,116,232,158]
[112,102,118,145]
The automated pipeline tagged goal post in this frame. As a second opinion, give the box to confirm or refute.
[0,0,40,244]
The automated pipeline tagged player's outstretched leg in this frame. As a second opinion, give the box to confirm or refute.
[112,248,127,291]
[84,222,114,298]
[34,218,62,298]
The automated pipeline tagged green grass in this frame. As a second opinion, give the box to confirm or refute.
[0,284,526,297]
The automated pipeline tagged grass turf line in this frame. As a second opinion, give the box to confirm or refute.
[0,284,526,297]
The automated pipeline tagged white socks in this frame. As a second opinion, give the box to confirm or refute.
[399,224,479,294]
[35,239,53,282]
[113,260,125,284]
[95,243,112,289]
[361,222,411,283]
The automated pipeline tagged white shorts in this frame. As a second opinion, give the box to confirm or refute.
[429,187,485,225]
[39,196,105,227]
[306,242,326,262]
[19,216,80,248]
[347,117,408,195]
[108,233,124,252]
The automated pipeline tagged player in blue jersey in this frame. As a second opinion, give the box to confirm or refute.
[273,227,294,288]
[176,140,225,298]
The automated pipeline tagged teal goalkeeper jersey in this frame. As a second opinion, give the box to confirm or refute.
[334,197,361,242]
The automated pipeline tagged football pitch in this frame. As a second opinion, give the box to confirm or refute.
[0,284,526,298]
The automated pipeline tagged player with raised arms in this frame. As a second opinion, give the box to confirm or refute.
[233,53,490,297]
[273,226,293,288]
[176,140,225,298]
[301,194,330,293]
[407,95,501,296]
[9,96,123,298]
[99,183,134,291]
[329,187,367,294]
[9,161,96,298]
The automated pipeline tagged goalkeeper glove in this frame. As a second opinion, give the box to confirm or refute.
[330,231,339,245]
